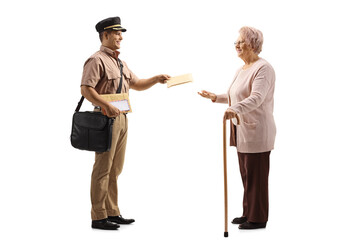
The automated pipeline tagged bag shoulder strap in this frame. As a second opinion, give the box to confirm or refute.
[75,58,124,112]
[117,59,124,94]
[75,96,85,112]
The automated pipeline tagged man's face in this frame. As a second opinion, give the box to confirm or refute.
[104,30,123,50]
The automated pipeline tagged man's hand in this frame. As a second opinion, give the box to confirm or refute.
[102,104,121,118]
[156,74,171,84]
[131,74,171,91]
[81,86,121,117]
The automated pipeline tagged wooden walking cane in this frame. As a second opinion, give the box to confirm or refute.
[223,117,229,237]
[223,115,240,238]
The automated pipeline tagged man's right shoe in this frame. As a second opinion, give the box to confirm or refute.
[92,219,120,230]
[108,215,135,225]
[232,216,247,224]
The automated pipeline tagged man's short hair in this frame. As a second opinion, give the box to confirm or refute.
[99,29,114,42]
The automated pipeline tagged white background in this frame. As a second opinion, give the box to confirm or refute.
[1,0,359,239]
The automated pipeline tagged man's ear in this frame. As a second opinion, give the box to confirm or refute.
[103,31,109,40]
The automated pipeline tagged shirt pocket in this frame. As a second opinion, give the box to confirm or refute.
[121,68,132,91]
[105,72,121,94]
[122,68,132,82]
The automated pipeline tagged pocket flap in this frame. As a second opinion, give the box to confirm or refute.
[122,68,131,79]
[106,72,120,80]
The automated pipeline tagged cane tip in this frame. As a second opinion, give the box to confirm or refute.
[224,232,228,237]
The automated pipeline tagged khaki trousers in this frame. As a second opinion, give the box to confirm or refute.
[237,151,270,223]
[91,113,128,220]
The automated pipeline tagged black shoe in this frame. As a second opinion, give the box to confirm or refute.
[108,215,135,225]
[232,216,247,224]
[92,218,120,230]
[239,221,266,230]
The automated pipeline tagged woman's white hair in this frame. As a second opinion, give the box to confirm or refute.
[239,26,263,54]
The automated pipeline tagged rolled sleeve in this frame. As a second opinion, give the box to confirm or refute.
[81,57,104,88]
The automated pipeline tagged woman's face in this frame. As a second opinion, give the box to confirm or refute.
[235,34,252,59]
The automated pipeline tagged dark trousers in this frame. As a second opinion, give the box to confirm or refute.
[237,151,270,223]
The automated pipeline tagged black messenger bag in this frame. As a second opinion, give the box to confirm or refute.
[70,59,124,152]
[70,97,114,152]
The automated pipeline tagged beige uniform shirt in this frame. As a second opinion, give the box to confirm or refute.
[81,46,139,94]
[216,58,276,153]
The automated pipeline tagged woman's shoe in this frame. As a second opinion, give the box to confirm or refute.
[238,221,266,229]
[232,216,247,224]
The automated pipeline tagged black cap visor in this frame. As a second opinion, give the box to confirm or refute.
[112,27,127,32]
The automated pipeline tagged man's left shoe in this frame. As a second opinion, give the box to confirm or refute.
[108,215,135,224]
[238,221,266,230]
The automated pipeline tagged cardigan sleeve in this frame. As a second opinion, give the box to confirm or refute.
[229,65,274,114]
[214,94,228,103]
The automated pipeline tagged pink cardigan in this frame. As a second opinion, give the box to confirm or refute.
[216,58,276,153]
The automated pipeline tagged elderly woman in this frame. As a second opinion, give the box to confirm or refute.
[198,26,276,230]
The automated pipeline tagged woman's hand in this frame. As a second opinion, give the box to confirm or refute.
[198,90,217,102]
[223,108,239,122]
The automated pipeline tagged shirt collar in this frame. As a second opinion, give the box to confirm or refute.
[100,45,120,59]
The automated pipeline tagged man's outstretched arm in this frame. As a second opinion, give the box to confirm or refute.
[131,74,171,91]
